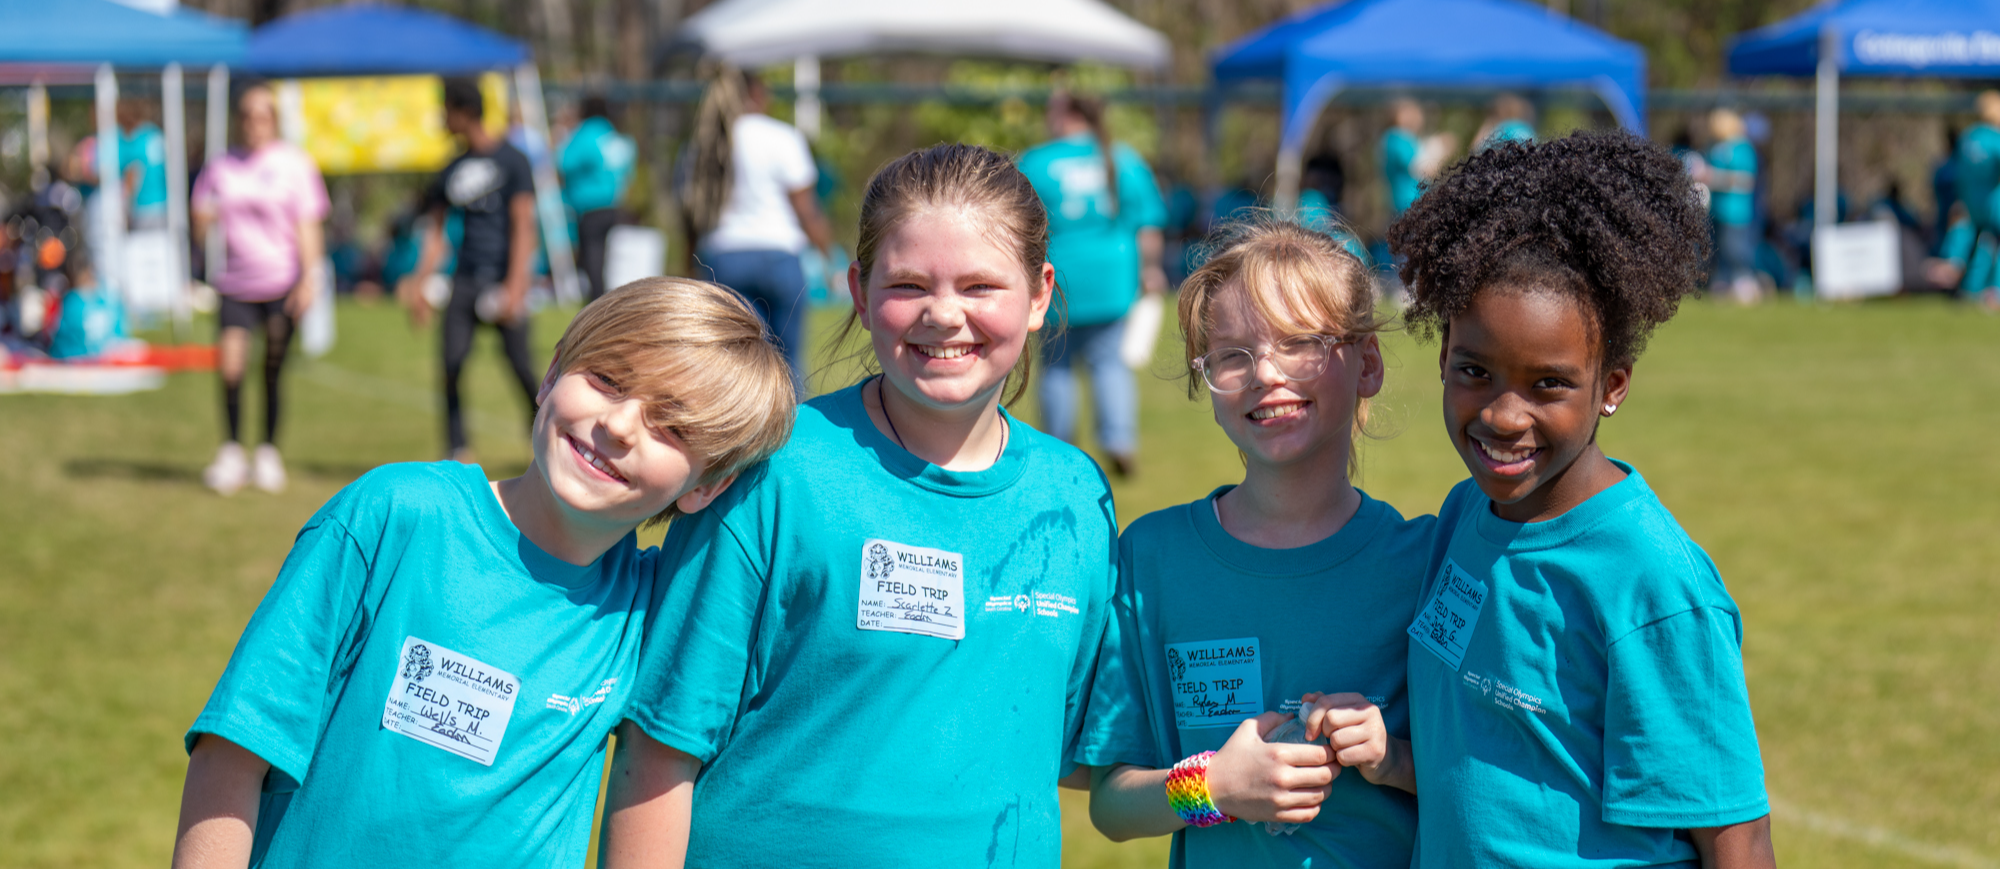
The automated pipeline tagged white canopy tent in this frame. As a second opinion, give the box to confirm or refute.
[673,0,1171,136]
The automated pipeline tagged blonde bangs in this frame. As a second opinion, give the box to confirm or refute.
[554,277,797,526]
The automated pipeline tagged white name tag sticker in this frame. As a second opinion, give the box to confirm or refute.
[1409,559,1488,671]
[381,636,520,766]
[1165,637,1264,728]
[856,539,965,640]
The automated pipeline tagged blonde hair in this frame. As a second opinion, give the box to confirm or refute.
[551,277,795,524]
[1178,214,1386,478]
[826,143,1054,405]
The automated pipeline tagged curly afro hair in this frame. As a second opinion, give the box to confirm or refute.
[1388,130,1709,369]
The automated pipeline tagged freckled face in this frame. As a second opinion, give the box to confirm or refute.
[1203,282,1382,470]
[1441,287,1628,521]
[532,370,706,526]
[851,208,1054,412]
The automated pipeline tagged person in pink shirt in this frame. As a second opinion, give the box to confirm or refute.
[192,79,329,495]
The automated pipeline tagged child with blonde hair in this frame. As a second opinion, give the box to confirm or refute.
[1081,215,1431,868]
[172,278,794,867]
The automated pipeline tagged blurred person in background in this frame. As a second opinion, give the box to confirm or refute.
[117,97,169,230]
[1380,98,1453,221]
[1473,93,1535,153]
[191,79,329,495]
[1704,108,1760,304]
[559,94,635,301]
[402,76,540,462]
[1018,88,1167,477]
[677,64,834,389]
[1953,92,2000,304]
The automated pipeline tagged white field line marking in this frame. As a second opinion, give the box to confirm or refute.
[299,361,527,444]
[1772,796,1997,869]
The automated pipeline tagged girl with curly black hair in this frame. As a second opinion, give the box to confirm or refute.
[1388,131,1775,869]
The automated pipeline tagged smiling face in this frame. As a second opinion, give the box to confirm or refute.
[531,370,713,530]
[1441,286,1629,522]
[1205,280,1382,471]
[850,206,1053,414]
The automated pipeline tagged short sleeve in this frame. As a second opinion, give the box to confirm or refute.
[775,125,818,195]
[557,131,592,177]
[626,509,767,764]
[1076,537,1163,770]
[504,149,536,202]
[1116,148,1166,230]
[186,518,373,791]
[1601,606,1769,828]
[292,151,331,223]
[190,163,219,213]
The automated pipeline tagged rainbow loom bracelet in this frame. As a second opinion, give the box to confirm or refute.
[1165,751,1234,828]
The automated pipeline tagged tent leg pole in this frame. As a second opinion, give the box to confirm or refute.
[515,63,582,305]
[27,81,48,191]
[795,55,821,140]
[205,66,230,292]
[1814,27,1837,233]
[95,65,126,302]
[1275,145,1303,216]
[163,63,192,340]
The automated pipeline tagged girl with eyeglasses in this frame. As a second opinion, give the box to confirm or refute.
[1078,216,1427,868]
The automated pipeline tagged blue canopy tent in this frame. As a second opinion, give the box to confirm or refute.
[242,3,577,303]
[241,4,528,77]
[0,0,250,332]
[1212,0,1646,209]
[1729,0,2000,233]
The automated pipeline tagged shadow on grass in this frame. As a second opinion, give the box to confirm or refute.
[63,457,202,484]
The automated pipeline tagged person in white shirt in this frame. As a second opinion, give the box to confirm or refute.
[678,65,833,389]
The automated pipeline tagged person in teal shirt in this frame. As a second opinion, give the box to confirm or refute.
[116,98,168,227]
[1389,131,1773,869]
[1082,219,1425,869]
[1473,93,1535,153]
[1018,90,1167,477]
[1380,99,1427,218]
[558,95,636,300]
[1706,109,1760,303]
[171,280,796,869]
[49,246,129,360]
[601,145,1115,869]
[1953,91,2000,303]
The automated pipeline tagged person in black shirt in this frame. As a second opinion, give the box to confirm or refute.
[405,77,540,461]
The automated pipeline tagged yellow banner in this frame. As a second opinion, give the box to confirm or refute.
[290,73,508,175]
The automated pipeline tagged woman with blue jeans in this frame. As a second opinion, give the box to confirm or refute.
[679,64,832,388]
[1019,90,1167,476]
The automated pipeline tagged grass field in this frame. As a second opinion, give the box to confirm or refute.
[2,295,1996,867]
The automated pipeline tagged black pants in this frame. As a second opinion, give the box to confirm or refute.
[217,296,294,445]
[577,208,620,301]
[442,272,538,452]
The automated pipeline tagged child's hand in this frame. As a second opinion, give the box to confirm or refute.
[1301,692,1416,794]
[1205,712,1337,825]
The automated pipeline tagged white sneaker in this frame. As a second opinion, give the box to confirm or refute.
[203,442,248,496]
[252,444,288,494]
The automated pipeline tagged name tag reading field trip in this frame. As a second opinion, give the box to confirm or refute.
[382,636,520,766]
[1409,560,1488,671]
[1165,637,1264,728]
[857,539,965,640]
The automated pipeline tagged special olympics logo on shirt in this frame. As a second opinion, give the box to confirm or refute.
[402,643,434,681]
[446,158,504,209]
[1167,647,1186,682]
[865,543,895,580]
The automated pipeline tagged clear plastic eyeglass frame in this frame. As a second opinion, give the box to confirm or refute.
[1191,333,1353,394]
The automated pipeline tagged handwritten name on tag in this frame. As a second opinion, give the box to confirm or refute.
[1166,637,1265,728]
[1409,560,1487,671]
[381,636,519,766]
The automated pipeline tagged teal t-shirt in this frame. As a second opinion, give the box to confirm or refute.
[1707,138,1758,227]
[1296,190,1370,265]
[186,461,659,867]
[49,285,126,359]
[118,122,168,217]
[1080,488,1432,869]
[1018,133,1168,326]
[1959,124,2000,228]
[1379,128,1421,216]
[1479,120,1534,152]
[558,116,635,214]
[1406,464,1768,869]
[628,382,1118,868]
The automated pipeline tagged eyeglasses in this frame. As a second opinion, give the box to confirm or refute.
[1192,333,1350,394]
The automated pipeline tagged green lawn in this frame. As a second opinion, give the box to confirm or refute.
[2,296,1996,867]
